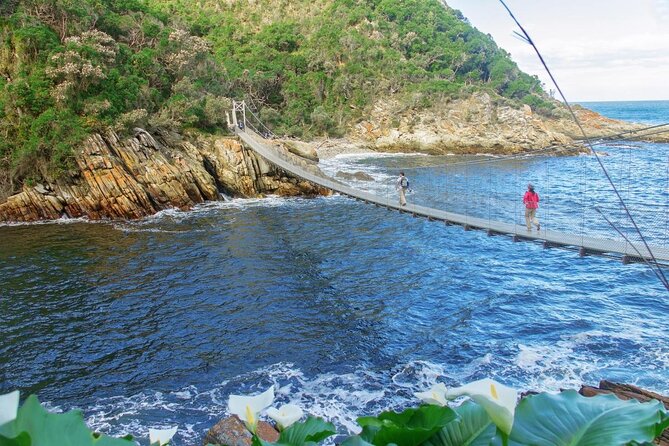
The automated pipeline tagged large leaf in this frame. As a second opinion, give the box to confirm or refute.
[357,405,458,446]
[509,390,666,446]
[0,395,134,446]
[340,436,376,446]
[0,432,31,446]
[253,416,336,446]
[424,401,498,446]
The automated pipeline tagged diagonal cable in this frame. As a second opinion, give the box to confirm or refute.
[498,0,669,291]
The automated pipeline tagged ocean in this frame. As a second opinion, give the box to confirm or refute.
[1,100,668,444]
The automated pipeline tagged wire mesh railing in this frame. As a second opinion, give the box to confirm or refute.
[232,101,669,266]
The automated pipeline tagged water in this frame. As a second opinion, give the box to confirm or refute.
[578,100,669,125]
[1,101,669,445]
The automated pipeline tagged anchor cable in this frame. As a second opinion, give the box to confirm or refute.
[498,0,669,290]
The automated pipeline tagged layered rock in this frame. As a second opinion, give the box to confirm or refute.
[0,129,330,222]
[351,92,667,154]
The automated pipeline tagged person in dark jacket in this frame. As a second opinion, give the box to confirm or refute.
[396,172,409,206]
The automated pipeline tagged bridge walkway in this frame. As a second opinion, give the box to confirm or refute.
[236,128,669,266]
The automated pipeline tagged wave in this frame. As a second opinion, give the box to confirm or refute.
[78,346,669,445]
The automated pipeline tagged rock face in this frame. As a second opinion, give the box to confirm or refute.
[351,92,666,154]
[279,140,320,162]
[0,129,330,222]
[204,416,279,446]
[336,171,375,182]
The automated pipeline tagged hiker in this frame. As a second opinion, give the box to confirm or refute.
[523,183,540,231]
[396,172,409,206]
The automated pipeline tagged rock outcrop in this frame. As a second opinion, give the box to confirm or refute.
[0,129,330,222]
[351,92,667,154]
[336,171,375,182]
[204,416,279,446]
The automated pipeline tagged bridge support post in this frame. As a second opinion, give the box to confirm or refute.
[232,100,246,130]
[579,247,587,257]
[464,224,472,231]
[622,255,632,264]
[512,235,520,242]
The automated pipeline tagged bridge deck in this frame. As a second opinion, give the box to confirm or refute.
[236,129,669,265]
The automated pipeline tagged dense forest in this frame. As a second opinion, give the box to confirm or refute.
[0,0,553,198]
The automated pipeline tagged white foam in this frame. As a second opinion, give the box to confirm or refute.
[0,215,100,227]
[80,361,457,444]
[67,346,669,445]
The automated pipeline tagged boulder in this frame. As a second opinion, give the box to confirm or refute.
[335,171,375,182]
[280,140,319,163]
[204,416,279,446]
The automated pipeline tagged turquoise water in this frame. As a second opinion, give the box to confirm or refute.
[1,101,668,444]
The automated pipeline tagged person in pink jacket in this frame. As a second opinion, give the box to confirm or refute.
[523,183,540,231]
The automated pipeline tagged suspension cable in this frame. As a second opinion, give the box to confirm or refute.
[498,0,669,290]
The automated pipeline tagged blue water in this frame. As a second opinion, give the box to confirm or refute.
[578,100,669,125]
[1,102,668,445]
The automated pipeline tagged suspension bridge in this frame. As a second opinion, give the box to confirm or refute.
[229,101,669,267]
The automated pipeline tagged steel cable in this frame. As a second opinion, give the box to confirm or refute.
[498,0,669,290]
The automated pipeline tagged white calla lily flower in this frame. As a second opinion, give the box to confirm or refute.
[414,383,448,406]
[149,426,178,445]
[266,404,304,430]
[445,378,517,435]
[0,390,20,427]
[228,386,275,432]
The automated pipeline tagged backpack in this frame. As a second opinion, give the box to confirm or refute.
[401,177,409,188]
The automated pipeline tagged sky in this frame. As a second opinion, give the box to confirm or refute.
[445,0,669,102]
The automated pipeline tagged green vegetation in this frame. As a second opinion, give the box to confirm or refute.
[2,384,668,445]
[0,0,555,198]
[0,393,136,445]
[254,391,669,446]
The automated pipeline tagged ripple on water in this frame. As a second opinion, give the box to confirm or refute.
[1,140,668,444]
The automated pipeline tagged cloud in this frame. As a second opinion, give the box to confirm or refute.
[513,33,669,70]
[655,0,669,21]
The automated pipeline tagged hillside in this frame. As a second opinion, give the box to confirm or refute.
[0,0,554,200]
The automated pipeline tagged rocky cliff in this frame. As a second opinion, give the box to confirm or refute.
[0,129,330,222]
[351,93,666,154]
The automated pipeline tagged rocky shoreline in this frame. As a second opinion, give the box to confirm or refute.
[0,129,330,223]
[0,95,666,223]
[349,93,669,155]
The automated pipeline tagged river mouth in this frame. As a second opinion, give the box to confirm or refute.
[2,139,668,444]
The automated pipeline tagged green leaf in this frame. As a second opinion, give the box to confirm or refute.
[0,432,31,446]
[424,401,497,446]
[0,395,134,446]
[279,416,336,445]
[654,409,669,438]
[340,436,375,446]
[254,417,336,446]
[356,405,458,446]
[509,390,666,446]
